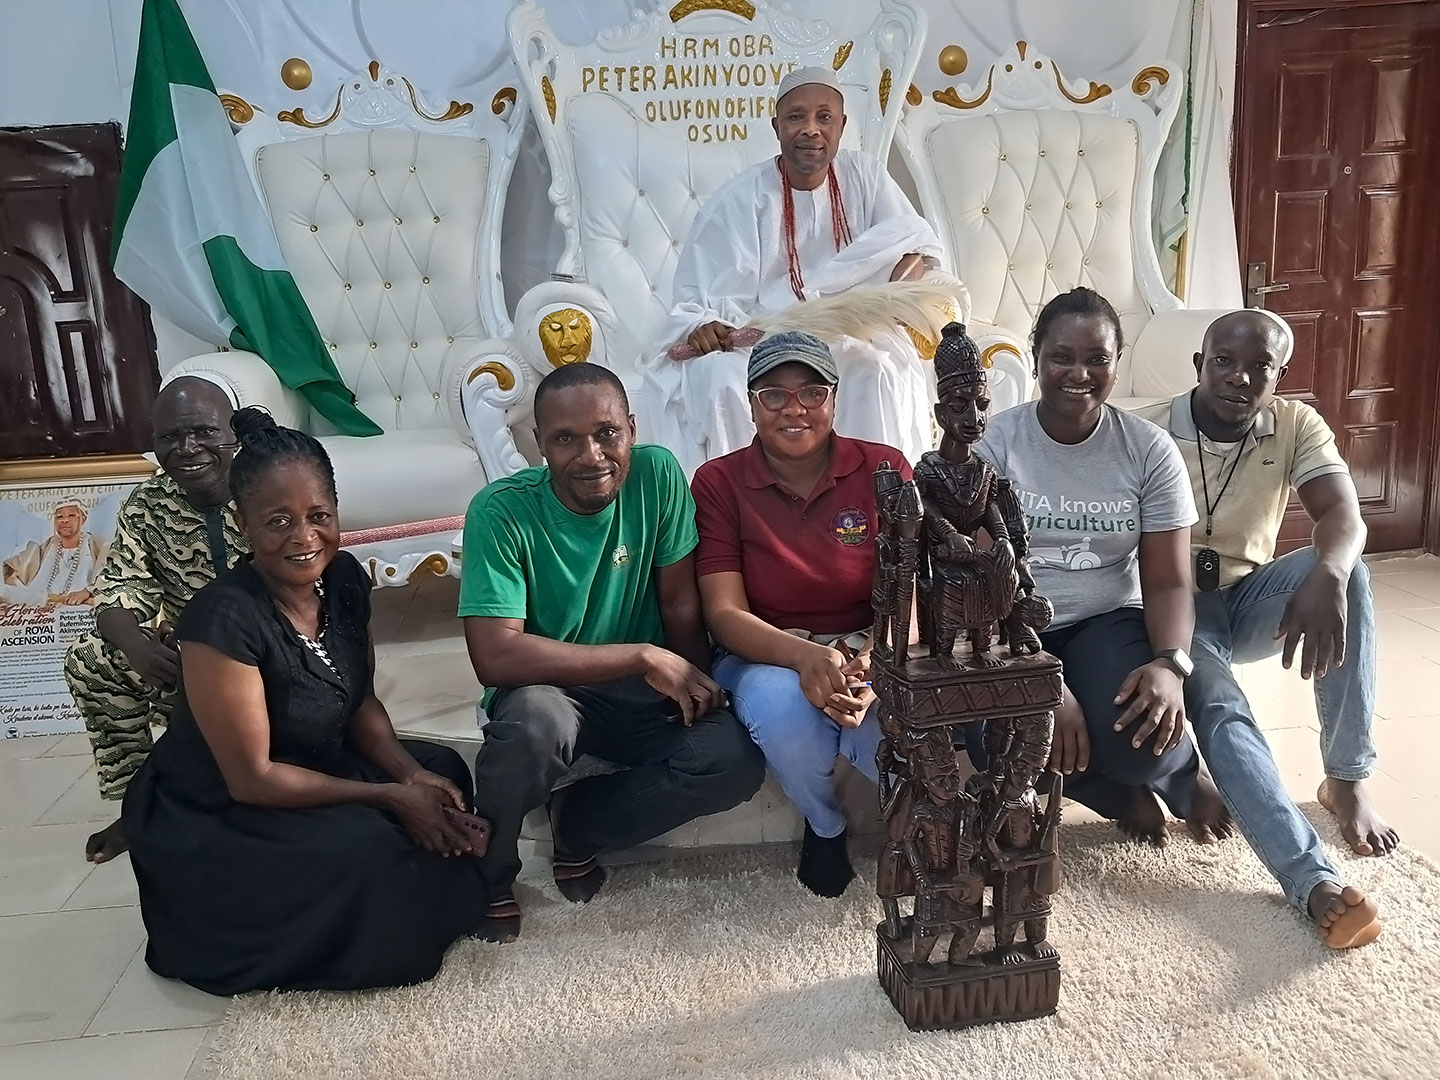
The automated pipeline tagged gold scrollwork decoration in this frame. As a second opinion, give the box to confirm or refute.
[933,69,993,111]
[905,324,937,360]
[1131,65,1171,97]
[1017,40,1029,61]
[467,361,517,392]
[278,87,343,128]
[832,41,853,71]
[491,87,518,116]
[402,78,474,123]
[1053,62,1112,105]
[669,0,756,21]
[540,75,557,122]
[281,57,312,91]
[981,342,1022,371]
[368,60,381,82]
[407,553,450,583]
[219,93,255,125]
[906,84,922,107]
[878,69,892,114]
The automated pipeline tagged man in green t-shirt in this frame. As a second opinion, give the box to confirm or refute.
[460,363,764,938]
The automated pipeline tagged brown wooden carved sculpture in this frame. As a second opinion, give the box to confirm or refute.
[915,323,1050,666]
[871,322,1065,1031]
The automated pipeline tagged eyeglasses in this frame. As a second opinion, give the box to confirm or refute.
[748,384,835,412]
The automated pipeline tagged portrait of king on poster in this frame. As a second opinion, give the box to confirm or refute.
[0,481,139,739]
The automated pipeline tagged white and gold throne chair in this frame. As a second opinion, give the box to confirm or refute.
[898,44,1201,411]
[164,63,595,584]
[505,0,1028,464]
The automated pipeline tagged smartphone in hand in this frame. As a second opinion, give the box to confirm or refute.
[442,807,492,858]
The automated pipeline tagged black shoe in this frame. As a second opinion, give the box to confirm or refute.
[796,822,855,898]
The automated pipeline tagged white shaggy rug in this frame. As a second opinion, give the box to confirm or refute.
[200,809,1440,1080]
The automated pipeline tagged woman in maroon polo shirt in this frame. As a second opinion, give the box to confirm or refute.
[692,331,912,897]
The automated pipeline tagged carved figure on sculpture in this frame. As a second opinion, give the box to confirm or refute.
[914,323,1047,666]
[876,723,919,941]
[871,462,923,661]
[901,732,986,967]
[985,713,1063,965]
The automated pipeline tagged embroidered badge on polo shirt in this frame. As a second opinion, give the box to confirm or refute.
[831,507,869,546]
[612,544,629,566]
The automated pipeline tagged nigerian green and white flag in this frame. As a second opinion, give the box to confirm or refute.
[113,0,381,436]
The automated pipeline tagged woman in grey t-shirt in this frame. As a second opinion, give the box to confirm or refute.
[976,289,1230,845]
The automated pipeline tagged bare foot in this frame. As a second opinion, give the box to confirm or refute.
[1318,778,1399,856]
[85,819,127,864]
[1184,763,1236,845]
[1307,882,1381,949]
[1117,787,1168,847]
[552,850,607,903]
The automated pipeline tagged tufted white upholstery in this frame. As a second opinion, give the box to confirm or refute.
[258,131,494,437]
[899,46,1191,408]
[926,113,1150,369]
[567,95,760,350]
[166,63,533,584]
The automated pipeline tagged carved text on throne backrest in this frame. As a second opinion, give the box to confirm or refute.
[582,33,797,144]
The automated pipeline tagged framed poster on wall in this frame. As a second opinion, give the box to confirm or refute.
[0,467,152,739]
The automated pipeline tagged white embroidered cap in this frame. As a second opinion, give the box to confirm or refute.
[776,65,843,105]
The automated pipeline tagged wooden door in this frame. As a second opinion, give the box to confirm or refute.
[0,123,158,461]
[1234,0,1440,552]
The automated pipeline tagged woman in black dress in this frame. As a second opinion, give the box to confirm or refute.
[123,408,490,994]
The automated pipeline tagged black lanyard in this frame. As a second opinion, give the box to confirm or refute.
[1192,400,1249,540]
[202,506,230,575]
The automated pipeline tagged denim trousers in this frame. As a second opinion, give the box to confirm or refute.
[713,654,883,839]
[1187,548,1377,910]
[474,676,766,893]
[1040,607,1201,821]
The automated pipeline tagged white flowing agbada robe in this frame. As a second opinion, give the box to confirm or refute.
[0,535,104,606]
[641,149,945,474]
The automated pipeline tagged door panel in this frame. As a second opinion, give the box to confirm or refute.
[0,123,158,460]
[1235,2,1440,552]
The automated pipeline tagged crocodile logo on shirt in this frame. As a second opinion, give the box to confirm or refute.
[831,506,869,546]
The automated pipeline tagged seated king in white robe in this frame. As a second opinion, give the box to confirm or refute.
[641,66,947,475]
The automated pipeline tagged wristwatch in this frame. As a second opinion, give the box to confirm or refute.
[1154,647,1194,679]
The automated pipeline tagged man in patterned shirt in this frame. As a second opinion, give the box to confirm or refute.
[65,377,249,863]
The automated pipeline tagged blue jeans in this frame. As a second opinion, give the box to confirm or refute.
[713,654,882,838]
[1187,548,1377,911]
[1041,608,1201,821]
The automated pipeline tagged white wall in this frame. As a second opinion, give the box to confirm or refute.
[0,0,1245,369]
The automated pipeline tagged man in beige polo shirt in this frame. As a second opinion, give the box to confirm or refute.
[1138,309,1390,949]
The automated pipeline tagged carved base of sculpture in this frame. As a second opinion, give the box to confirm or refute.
[876,925,1061,1030]
[873,647,1064,1031]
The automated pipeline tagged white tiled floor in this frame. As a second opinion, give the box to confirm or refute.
[2,554,1438,1078]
